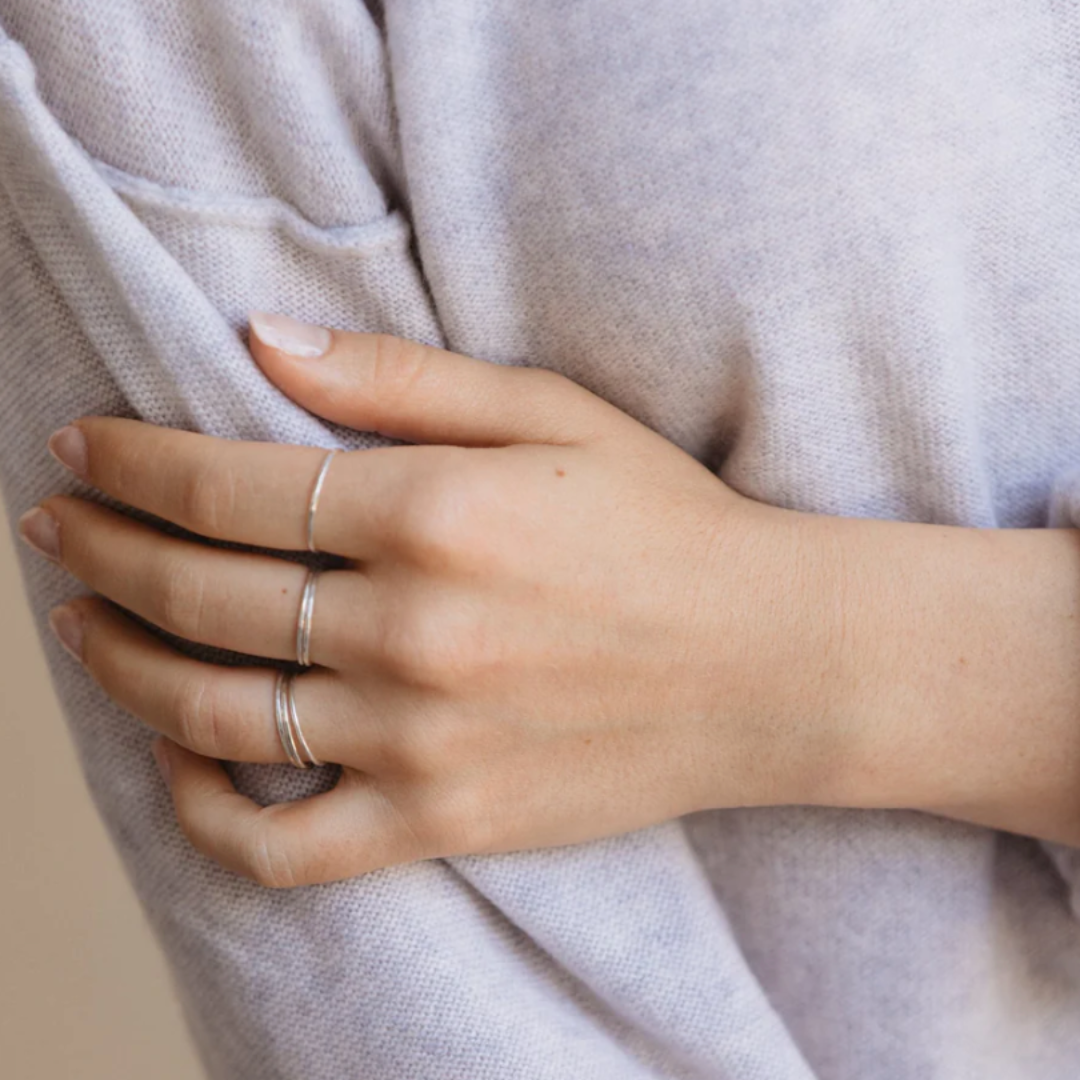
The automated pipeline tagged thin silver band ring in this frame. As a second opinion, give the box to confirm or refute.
[295,568,321,667]
[306,448,339,553]
[273,670,324,768]
[285,673,324,767]
[274,670,307,769]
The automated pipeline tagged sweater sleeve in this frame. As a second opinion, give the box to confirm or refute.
[0,18,817,1080]
[1039,465,1080,919]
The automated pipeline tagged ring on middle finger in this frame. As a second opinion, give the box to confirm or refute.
[295,567,321,667]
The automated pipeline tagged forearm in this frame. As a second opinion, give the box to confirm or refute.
[824,514,1080,846]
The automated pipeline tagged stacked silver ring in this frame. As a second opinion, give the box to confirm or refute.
[306,448,339,553]
[274,670,324,768]
[272,447,340,768]
[295,568,321,667]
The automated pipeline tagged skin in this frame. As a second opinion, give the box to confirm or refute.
[17,316,1080,888]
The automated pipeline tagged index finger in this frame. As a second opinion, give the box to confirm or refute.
[46,416,413,559]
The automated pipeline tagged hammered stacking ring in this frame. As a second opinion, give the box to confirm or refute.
[306,448,339,553]
[295,567,321,667]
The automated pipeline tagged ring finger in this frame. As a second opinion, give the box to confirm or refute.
[30,494,368,669]
[60,595,388,768]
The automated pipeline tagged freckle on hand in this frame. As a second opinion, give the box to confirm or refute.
[555,468,565,477]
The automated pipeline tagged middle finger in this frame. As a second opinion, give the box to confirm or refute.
[36,494,368,669]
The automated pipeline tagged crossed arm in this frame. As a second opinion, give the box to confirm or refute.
[16,311,1080,887]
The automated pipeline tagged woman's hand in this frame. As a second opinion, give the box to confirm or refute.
[17,313,856,887]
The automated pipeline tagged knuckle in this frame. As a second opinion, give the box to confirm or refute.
[392,460,484,570]
[368,333,429,417]
[379,602,478,689]
[171,675,227,757]
[177,459,237,537]
[243,809,301,889]
[152,551,208,639]
[105,434,151,497]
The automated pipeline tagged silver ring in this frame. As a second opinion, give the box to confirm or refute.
[274,670,307,769]
[285,673,324,767]
[295,567,321,667]
[306,448,339,553]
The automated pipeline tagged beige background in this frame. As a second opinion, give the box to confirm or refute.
[0,505,202,1079]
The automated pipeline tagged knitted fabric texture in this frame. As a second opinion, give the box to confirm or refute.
[2,3,1080,1078]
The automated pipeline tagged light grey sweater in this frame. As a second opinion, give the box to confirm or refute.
[2,2,1079,1077]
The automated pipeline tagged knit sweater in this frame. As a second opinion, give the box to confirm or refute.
[2,3,1079,1077]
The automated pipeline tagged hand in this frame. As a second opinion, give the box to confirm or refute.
[18,313,849,887]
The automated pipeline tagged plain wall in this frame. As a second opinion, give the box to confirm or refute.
[0,503,202,1079]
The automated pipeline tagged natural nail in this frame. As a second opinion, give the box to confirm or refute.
[47,425,88,478]
[17,507,61,562]
[248,311,332,359]
[48,604,84,662]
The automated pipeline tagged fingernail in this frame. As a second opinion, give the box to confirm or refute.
[48,603,84,662]
[248,311,332,359]
[151,738,173,787]
[47,425,88,478]
[17,506,61,562]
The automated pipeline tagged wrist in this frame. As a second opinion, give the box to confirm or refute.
[823,516,1080,844]
[686,502,878,813]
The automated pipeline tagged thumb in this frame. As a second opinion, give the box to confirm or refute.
[246,311,616,447]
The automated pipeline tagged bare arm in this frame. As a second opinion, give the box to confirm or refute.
[818,514,1080,846]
